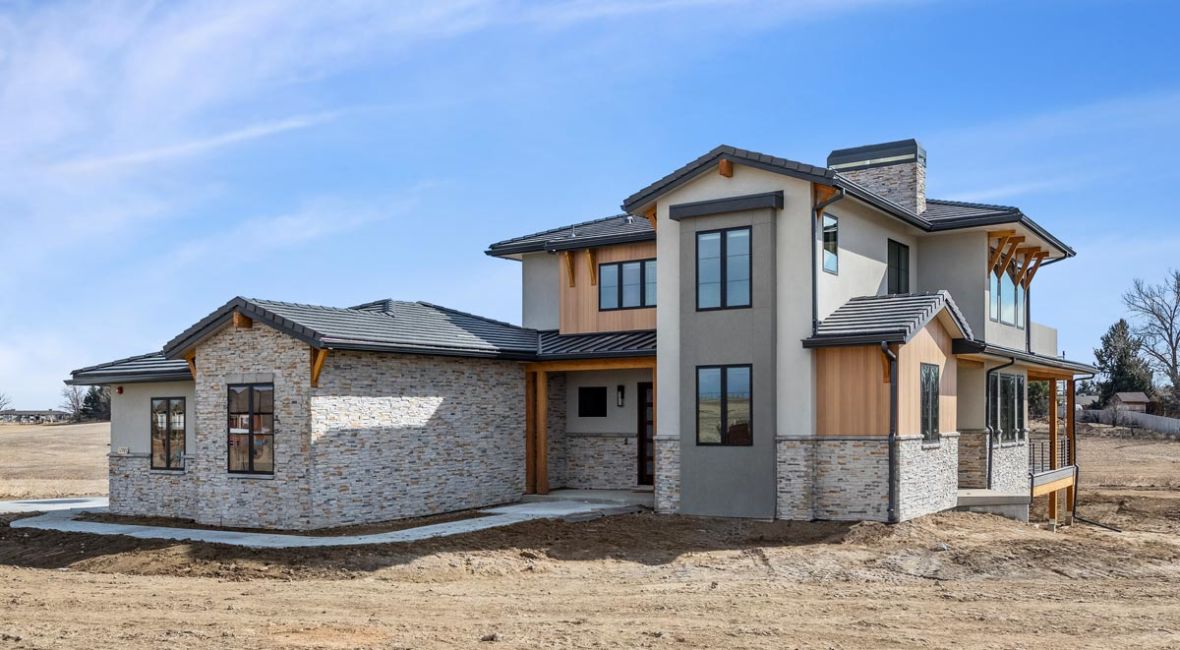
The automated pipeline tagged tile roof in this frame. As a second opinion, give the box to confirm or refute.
[1114,391,1150,403]
[68,352,193,385]
[486,214,654,257]
[922,198,1021,222]
[537,330,656,359]
[804,291,973,347]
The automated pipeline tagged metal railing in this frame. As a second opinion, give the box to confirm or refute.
[1029,436,1071,475]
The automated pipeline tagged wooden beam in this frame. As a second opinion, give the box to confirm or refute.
[995,236,1026,276]
[536,370,549,495]
[310,348,328,388]
[563,251,576,288]
[232,311,253,329]
[1032,475,1075,498]
[879,345,893,383]
[1022,252,1048,289]
[643,205,657,230]
[719,158,733,177]
[1050,386,1060,537]
[524,371,536,494]
[987,234,1013,270]
[587,248,598,286]
[184,351,196,378]
[525,356,656,373]
[986,229,1017,239]
[814,184,840,207]
[1013,249,1044,287]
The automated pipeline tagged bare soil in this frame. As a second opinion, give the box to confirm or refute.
[0,422,108,499]
[78,508,492,537]
[1,425,1180,648]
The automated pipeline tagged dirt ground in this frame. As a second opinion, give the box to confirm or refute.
[1,425,1179,648]
[0,422,108,499]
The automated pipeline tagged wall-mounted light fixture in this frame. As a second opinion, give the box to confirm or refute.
[116,386,124,395]
[616,385,625,408]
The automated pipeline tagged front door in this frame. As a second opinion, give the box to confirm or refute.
[637,382,654,485]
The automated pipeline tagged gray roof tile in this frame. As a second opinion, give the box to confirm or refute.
[487,214,653,257]
[68,352,192,385]
[537,330,656,359]
[805,291,973,346]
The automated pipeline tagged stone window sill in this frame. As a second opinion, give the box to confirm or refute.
[228,473,276,481]
[149,469,186,475]
[921,440,942,450]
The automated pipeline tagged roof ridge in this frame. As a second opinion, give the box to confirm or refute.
[487,213,631,249]
[414,301,536,333]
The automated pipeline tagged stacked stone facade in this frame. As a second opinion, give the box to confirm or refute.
[654,436,680,513]
[108,453,195,518]
[957,429,989,488]
[896,433,959,520]
[990,438,1029,493]
[838,160,926,214]
[565,435,636,489]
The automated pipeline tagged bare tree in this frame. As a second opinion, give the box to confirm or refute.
[1124,270,1180,389]
[0,392,11,412]
[60,386,85,422]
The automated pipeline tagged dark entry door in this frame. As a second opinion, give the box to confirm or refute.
[637,382,654,485]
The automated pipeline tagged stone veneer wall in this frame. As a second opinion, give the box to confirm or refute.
[990,439,1029,493]
[545,374,567,490]
[565,434,636,489]
[957,430,989,488]
[193,325,314,529]
[308,350,527,529]
[896,433,959,520]
[838,161,926,214]
[654,437,680,513]
[108,454,195,518]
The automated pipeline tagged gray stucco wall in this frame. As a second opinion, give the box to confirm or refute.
[109,380,196,457]
[816,199,919,320]
[916,231,986,338]
[522,252,559,330]
[677,206,778,518]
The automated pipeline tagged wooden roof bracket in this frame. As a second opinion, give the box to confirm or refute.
[1023,252,1048,289]
[986,230,1016,271]
[719,158,734,177]
[995,236,1026,276]
[643,205,657,230]
[563,250,576,288]
[1013,248,1044,287]
[586,248,598,286]
[184,351,196,378]
[310,348,328,388]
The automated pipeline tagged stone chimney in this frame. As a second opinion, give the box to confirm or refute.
[827,139,926,214]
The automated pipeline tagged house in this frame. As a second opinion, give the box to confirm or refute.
[1110,392,1150,412]
[0,409,70,424]
[68,139,1095,530]
[1076,394,1099,410]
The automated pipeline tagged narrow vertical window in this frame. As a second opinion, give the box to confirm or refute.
[643,260,657,307]
[1000,270,1016,325]
[822,214,838,274]
[150,397,186,470]
[1015,275,1026,329]
[696,365,753,446]
[1016,376,1026,439]
[228,383,275,475]
[888,240,910,294]
[697,227,751,310]
[599,264,619,310]
[920,363,940,442]
[989,270,1000,321]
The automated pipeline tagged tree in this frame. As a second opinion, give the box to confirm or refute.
[1093,319,1154,408]
[1124,270,1180,389]
[80,386,111,421]
[1028,380,1049,418]
[59,386,86,422]
[1077,379,1098,396]
[0,392,10,412]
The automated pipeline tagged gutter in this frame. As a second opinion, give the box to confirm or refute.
[985,356,1016,489]
[812,186,846,335]
[881,341,899,523]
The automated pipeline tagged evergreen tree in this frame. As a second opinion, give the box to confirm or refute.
[1093,319,1154,408]
[80,386,111,421]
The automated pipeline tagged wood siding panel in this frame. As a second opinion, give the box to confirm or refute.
[816,345,890,436]
[559,242,658,334]
[897,319,958,436]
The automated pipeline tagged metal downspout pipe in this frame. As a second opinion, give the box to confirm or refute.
[881,342,899,523]
[985,357,1016,489]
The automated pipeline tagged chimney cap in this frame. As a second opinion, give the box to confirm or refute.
[827,138,925,171]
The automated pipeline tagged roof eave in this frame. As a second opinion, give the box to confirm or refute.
[928,212,1076,258]
[67,371,194,386]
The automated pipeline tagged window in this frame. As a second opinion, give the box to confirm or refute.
[599,259,656,310]
[920,364,939,442]
[577,386,608,418]
[822,214,838,274]
[888,240,910,294]
[150,397,185,470]
[697,227,751,310]
[989,264,1026,329]
[988,373,1026,442]
[696,365,752,445]
[227,384,274,474]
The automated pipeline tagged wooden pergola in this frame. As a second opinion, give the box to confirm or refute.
[523,356,656,494]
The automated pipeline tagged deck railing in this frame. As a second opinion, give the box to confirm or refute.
[1029,435,1071,475]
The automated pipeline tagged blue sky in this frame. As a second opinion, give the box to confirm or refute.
[1,0,1178,408]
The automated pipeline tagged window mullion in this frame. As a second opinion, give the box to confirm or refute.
[719,232,728,308]
[719,368,728,444]
[247,387,255,473]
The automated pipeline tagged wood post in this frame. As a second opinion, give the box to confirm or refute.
[536,370,549,495]
[310,348,328,388]
[525,371,536,494]
[1048,379,1059,523]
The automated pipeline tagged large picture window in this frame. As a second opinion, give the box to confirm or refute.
[599,259,656,310]
[150,397,185,470]
[822,214,838,274]
[888,239,910,294]
[920,363,939,443]
[988,373,1026,442]
[696,365,752,446]
[227,383,274,474]
[697,227,751,310]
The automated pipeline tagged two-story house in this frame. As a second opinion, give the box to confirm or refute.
[69,139,1093,530]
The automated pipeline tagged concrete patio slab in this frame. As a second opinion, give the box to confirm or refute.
[0,496,108,513]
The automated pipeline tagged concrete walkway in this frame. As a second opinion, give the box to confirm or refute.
[0,496,108,513]
[5,496,642,549]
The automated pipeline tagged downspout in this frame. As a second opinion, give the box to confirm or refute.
[812,186,846,335]
[985,357,1016,489]
[881,342,899,523]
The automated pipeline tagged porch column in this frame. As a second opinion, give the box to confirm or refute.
[1048,379,1059,522]
[536,370,549,495]
[525,371,536,494]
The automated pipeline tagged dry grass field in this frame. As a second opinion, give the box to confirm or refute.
[0,423,1178,648]
[0,422,108,499]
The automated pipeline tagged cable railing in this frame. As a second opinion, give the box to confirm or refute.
[1028,436,1071,475]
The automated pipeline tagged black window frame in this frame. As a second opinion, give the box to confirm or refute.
[577,386,608,418]
[988,373,1026,442]
[887,239,910,295]
[150,396,186,470]
[920,363,939,443]
[822,213,839,275]
[598,258,657,311]
[227,383,275,475]
[696,226,752,311]
[695,364,753,446]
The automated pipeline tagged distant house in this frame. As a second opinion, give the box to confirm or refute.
[0,409,70,424]
[1110,392,1150,413]
[1075,394,1099,410]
